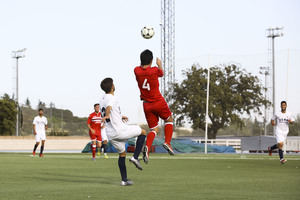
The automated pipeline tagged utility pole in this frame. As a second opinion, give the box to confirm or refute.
[266,27,283,135]
[259,66,270,136]
[204,67,210,154]
[12,48,26,136]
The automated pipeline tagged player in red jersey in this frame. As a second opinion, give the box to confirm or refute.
[87,103,103,160]
[134,49,174,163]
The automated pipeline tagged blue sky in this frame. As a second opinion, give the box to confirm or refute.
[0,0,299,124]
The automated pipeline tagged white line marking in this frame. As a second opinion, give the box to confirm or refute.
[25,154,300,161]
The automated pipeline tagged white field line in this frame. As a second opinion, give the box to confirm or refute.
[26,155,300,161]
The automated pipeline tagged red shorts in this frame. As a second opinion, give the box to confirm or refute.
[143,99,172,129]
[89,132,102,141]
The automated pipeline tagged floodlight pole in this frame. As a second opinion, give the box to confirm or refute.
[259,66,270,136]
[267,27,283,136]
[204,67,210,154]
[12,48,26,136]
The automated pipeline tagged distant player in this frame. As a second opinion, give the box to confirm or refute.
[100,78,147,186]
[32,108,48,157]
[100,127,109,159]
[268,101,294,164]
[87,104,108,160]
[134,49,174,163]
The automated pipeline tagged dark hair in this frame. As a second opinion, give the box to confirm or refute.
[94,103,99,107]
[140,49,153,65]
[101,78,113,93]
[281,101,287,105]
[38,108,43,112]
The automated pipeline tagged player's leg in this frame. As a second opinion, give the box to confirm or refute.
[33,140,40,156]
[143,102,159,159]
[110,139,133,186]
[91,140,97,160]
[89,132,97,160]
[132,128,146,161]
[101,128,109,158]
[276,133,287,164]
[40,140,45,157]
[119,151,133,186]
[96,134,102,157]
[159,100,174,155]
[278,142,286,164]
[39,133,46,157]
[164,116,174,146]
[97,140,102,157]
[268,143,278,156]
[101,140,109,158]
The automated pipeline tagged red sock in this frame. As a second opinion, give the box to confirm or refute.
[146,131,156,150]
[164,123,173,145]
[92,144,96,158]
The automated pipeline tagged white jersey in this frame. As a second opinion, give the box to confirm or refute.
[100,94,127,139]
[272,111,294,135]
[33,116,48,135]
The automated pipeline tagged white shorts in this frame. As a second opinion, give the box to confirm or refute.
[35,132,46,142]
[276,132,288,143]
[101,128,108,141]
[108,125,142,153]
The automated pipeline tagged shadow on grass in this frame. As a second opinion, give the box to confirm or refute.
[24,173,117,185]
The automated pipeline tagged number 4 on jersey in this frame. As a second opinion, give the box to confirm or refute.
[142,79,150,91]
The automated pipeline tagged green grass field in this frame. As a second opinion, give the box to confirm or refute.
[0,153,299,200]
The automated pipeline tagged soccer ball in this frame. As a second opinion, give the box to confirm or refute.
[141,26,155,39]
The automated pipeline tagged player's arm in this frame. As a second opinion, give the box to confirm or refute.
[87,124,95,134]
[271,120,276,126]
[288,115,295,124]
[33,124,37,135]
[122,116,128,122]
[45,118,48,130]
[102,106,112,122]
[33,118,37,135]
[156,58,163,77]
[87,115,95,134]
[271,117,276,126]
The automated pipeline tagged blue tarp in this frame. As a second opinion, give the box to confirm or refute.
[82,138,235,153]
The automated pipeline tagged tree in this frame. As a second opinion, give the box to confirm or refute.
[0,94,17,135]
[171,64,269,139]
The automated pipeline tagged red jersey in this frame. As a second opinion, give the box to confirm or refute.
[134,66,164,102]
[87,112,102,135]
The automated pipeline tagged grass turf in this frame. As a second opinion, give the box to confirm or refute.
[0,153,299,200]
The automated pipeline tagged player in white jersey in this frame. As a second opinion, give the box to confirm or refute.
[32,108,48,157]
[268,101,294,164]
[100,78,147,186]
